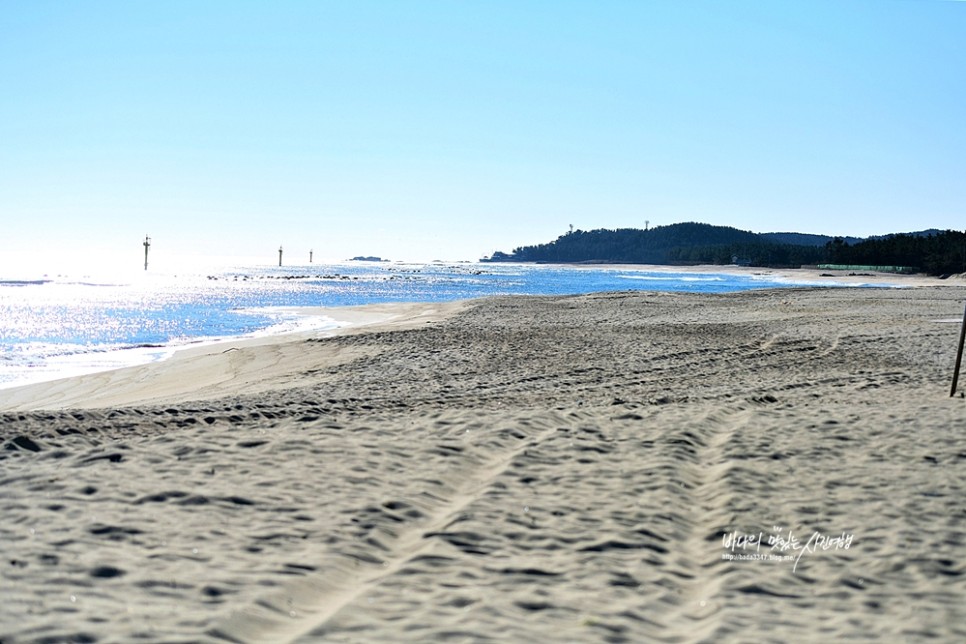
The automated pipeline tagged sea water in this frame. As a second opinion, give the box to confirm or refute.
[0,261,860,390]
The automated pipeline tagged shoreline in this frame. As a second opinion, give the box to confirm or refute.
[0,300,469,411]
[565,261,962,287]
[1,263,956,401]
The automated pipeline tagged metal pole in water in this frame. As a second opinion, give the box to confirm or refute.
[143,235,151,270]
[278,245,283,267]
[952,302,966,397]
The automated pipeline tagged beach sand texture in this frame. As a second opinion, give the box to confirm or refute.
[2,286,965,642]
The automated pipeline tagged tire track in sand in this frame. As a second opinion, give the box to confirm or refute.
[208,414,563,644]
[639,406,751,642]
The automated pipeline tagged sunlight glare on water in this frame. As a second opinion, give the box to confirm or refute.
[0,261,870,390]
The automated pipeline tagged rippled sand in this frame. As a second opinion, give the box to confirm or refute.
[2,287,965,642]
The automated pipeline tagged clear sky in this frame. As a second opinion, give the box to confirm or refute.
[1,0,964,271]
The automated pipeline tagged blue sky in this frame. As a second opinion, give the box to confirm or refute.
[1,0,963,270]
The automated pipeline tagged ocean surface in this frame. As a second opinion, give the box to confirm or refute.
[0,261,867,390]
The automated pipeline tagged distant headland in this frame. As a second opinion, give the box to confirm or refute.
[482,222,966,276]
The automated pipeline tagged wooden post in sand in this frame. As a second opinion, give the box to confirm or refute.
[952,302,966,397]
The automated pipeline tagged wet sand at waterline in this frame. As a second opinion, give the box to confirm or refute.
[2,286,965,642]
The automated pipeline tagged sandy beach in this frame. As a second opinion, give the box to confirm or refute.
[2,281,966,642]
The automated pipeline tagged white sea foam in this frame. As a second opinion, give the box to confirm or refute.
[618,274,725,282]
[238,308,346,338]
[0,343,176,390]
[0,309,344,391]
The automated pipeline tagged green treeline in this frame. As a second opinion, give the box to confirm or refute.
[483,222,966,276]
[824,232,966,275]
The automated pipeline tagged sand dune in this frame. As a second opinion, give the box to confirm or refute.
[2,286,965,642]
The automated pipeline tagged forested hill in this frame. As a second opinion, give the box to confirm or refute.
[482,222,966,275]
[482,223,823,267]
